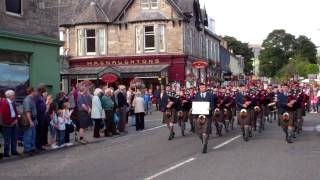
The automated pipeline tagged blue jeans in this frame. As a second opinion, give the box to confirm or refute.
[3,125,18,156]
[23,126,36,153]
[57,130,65,146]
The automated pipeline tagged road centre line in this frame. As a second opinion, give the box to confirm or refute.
[145,157,196,180]
[142,125,167,132]
[213,135,242,150]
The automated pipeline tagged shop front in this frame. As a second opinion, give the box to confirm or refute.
[61,55,187,91]
[0,30,62,100]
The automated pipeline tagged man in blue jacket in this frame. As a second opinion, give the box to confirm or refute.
[192,83,215,153]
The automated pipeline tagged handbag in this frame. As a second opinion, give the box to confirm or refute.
[113,112,120,124]
[66,123,75,133]
[18,112,30,128]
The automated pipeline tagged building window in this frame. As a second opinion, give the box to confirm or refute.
[59,31,64,55]
[199,35,202,57]
[0,51,29,101]
[144,26,156,52]
[5,0,22,16]
[136,26,142,53]
[98,29,106,55]
[85,29,96,55]
[190,28,193,55]
[77,29,84,56]
[210,41,213,59]
[158,24,166,52]
[206,39,209,59]
[141,0,159,10]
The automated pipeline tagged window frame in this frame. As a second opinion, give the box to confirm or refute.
[77,29,84,56]
[158,24,166,52]
[141,0,159,10]
[84,29,97,56]
[144,25,156,52]
[135,26,143,53]
[5,0,23,17]
[98,28,106,55]
[150,0,159,9]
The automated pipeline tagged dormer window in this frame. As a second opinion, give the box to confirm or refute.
[141,0,159,10]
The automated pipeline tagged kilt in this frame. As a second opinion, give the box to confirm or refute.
[78,110,89,129]
[281,111,295,127]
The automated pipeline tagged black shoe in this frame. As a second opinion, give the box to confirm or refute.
[0,153,3,159]
[11,152,22,156]
[202,144,207,154]
[168,135,173,140]
[287,139,293,143]
[249,131,253,137]
[3,154,10,158]
[181,130,185,136]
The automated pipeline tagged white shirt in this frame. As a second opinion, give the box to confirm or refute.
[6,98,16,118]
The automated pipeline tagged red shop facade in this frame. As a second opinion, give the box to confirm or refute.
[61,54,194,90]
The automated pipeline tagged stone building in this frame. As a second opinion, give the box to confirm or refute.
[59,0,221,90]
[0,0,63,98]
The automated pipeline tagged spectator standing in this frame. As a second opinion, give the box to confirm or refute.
[34,84,48,150]
[144,90,152,115]
[101,88,118,137]
[132,91,145,131]
[22,87,37,155]
[155,85,161,111]
[0,90,20,157]
[127,88,135,126]
[77,86,91,144]
[117,85,127,133]
[54,92,67,110]
[91,88,105,138]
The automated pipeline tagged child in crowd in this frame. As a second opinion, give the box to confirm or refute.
[56,110,66,147]
[63,102,74,146]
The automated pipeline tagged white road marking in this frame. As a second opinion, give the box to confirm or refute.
[315,124,320,132]
[142,125,166,132]
[302,126,315,131]
[145,158,196,180]
[213,135,242,150]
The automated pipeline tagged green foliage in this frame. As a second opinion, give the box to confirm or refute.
[294,36,318,64]
[222,36,254,73]
[276,56,319,78]
[259,29,318,78]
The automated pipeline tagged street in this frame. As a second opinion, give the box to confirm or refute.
[0,112,319,180]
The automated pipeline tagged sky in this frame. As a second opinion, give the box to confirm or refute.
[200,0,320,48]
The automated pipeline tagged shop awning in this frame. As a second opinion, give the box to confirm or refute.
[61,64,169,76]
[60,66,121,76]
[113,64,169,73]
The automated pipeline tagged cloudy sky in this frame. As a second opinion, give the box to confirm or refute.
[200,0,320,48]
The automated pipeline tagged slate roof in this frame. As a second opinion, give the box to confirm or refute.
[59,0,202,26]
[131,11,169,22]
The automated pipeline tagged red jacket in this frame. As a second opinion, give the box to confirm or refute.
[0,98,19,126]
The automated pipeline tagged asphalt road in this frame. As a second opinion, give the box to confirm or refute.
[0,112,319,180]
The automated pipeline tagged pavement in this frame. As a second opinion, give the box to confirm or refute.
[0,111,320,180]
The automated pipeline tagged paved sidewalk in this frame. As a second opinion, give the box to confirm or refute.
[0,110,163,162]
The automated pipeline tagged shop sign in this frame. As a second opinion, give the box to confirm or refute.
[80,59,161,67]
[192,60,208,69]
[101,73,119,83]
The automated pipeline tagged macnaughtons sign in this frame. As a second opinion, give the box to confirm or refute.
[192,60,208,69]
[73,59,161,67]
[101,73,119,83]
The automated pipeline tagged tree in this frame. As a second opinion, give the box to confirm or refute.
[294,35,318,64]
[222,36,254,73]
[259,47,286,77]
[262,29,296,58]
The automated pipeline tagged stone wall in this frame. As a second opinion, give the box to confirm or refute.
[0,0,60,38]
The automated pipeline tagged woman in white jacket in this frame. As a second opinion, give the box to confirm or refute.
[133,91,145,131]
[91,88,105,138]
